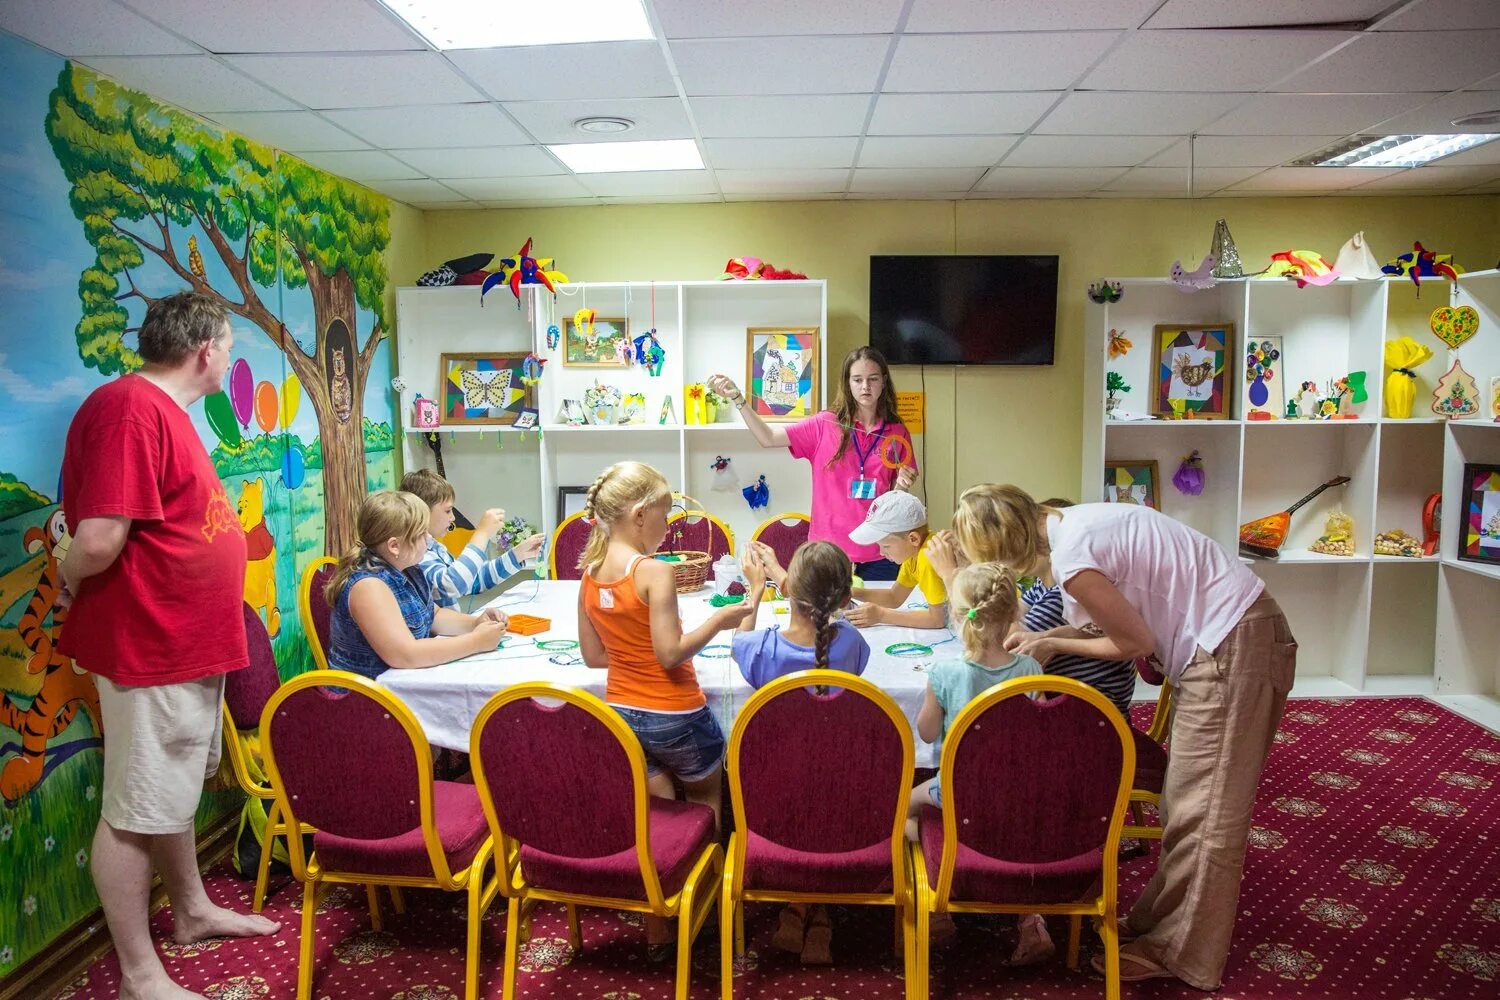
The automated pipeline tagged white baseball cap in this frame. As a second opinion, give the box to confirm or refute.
[849,491,928,546]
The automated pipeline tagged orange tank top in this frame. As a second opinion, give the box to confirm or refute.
[581,554,706,713]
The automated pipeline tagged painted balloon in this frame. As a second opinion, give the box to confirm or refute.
[229,358,253,428]
[254,381,279,433]
[280,375,301,429]
[281,443,306,490]
[204,391,242,449]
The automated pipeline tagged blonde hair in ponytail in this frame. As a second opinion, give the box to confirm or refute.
[952,484,1057,580]
[323,490,431,605]
[783,541,853,669]
[578,461,673,572]
[951,563,1021,662]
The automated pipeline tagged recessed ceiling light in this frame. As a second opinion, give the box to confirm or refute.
[1293,133,1500,168]
[574,117,635,135]
[379,0,652,49]
[548,139,703,173]
[1451,110,1500,129]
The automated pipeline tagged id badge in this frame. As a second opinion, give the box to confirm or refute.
[850,478,876,499]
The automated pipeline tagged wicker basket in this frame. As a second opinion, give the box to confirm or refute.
[662,549,711,593]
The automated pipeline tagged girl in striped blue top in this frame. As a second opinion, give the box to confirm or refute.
[403,470,544,607]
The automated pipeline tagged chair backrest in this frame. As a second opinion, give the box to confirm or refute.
[933,676,1134,907]
[470,684,667,906]
[751,513,810,570]
[225,602,282,729]
[1134,656,1165,686]
[262,672,438,857]
[730,671,912,855]
[549,512,592,581]
[667,510,734,562]
[298,557,337,670]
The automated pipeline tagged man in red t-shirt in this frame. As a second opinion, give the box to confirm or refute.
[58,292,280,997]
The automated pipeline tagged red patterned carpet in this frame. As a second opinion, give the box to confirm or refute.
[51,697,1500,999]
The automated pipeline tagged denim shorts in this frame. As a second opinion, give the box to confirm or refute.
[612,704,725,783]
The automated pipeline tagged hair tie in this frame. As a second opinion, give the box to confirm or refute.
[965,608,978,620]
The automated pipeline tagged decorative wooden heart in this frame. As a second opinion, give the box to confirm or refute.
[1430,305,1479,349]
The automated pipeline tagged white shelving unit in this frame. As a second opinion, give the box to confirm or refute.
[395,281,828,554]
[1082,273,1500,730]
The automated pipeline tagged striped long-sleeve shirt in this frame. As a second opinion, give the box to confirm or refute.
[1020,581,1137,717]
[418,538,525,608]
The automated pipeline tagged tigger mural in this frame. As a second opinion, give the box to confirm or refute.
[238,477,280,637]
[0,508,102,802]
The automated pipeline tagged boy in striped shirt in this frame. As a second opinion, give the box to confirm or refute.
[402,470,543,607]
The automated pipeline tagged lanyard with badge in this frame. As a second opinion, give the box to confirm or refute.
[849,422,885,499]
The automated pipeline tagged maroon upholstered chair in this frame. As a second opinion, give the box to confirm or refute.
[750,513,811,572]
[910,676,1135,1000]
[721,671,915,992]
[548,512,592,581]
[297,557,336,670]
[1125,657,1173,840]
[470,684,722,1000]
[220,604,287,912]
[261,672,501,1000]
[667,509,735,563]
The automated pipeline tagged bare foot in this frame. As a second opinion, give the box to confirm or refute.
[172,904,281,945]
[1008,913,1056,966]
[120,970,206,1000]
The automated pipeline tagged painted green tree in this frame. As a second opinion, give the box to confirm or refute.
[44,65,391,553]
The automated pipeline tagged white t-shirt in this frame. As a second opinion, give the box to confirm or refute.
[1045,504,1264,684]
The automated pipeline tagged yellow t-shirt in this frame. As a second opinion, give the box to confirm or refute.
[898,547,948,607]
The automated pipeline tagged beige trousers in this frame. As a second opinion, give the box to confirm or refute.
[1125,594,1298,990]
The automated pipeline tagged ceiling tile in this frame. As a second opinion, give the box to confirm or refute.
[598,195,723,205]
[885,33,1119,92]
[1003,134,1175,167]
[77,56,297,112]
[693,95,871,138]
[207,111,369,152]
[392,146,563,178]
[1378,0,1500,31]
[1145,0,1394,29]
[448,176,595,200]
[724,192,847,202]
[324,104,532,148]
[360,179,470,202]
[1145,135,1344,167]
[858,136,1018,167]
[224,52,483,108]
[673,36,888,96]
[703,137,859,169]
[450,42,676,102]
[868,92,1058,135]
[1036,92,1248,135]
[411,201,483,211]
[850,168,985,193]
[1223,165,1404,191]
[1206,92,1436,135]
[1346,164,1500,191]
[652,0,905,37]
[1097,166,1263,193]
[478,198,599,209]
[577,171,717,197]
[126,0,421,52]
[717,169,850,194]
[1272,30,1500,92]
[1364,89,1500,134]
[290,149,422,181]
[974,167,1126,192]
[907,0,1162,31]
[503,98,693,143]
[1083,30,1352,91]
[0,0,198,56]
[848,191,973,200]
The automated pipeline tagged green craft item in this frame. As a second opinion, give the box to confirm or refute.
[698,644,732,658]
[657,554,683,563]
[886,642,933,657]
[535,639,580,652]
[708,593,746,607]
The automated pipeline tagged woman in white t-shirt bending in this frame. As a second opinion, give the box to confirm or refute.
[927,485,1296,992]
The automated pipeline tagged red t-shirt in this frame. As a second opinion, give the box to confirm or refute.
[57,375,248,685]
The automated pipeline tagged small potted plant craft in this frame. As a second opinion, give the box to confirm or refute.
[705,387,734,422]
[1106,371,1132,416]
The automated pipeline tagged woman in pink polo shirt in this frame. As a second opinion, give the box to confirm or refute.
[709,347,916,579]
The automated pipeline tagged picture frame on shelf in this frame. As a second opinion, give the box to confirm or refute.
[563,314,630,367]
[1152,324,1233,420]
[438,352,534,425]
[557,486,590,523]
[1103,459,1161,510]
[1244,335,1284,419]
[746,327,818,422]
[1457,463,1500,567]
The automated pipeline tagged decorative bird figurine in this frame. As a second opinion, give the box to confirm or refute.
[1170,254,1217,292]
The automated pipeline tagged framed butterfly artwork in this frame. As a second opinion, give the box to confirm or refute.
[438,353,535,425]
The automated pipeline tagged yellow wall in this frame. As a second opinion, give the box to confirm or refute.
[415,196,1498,524]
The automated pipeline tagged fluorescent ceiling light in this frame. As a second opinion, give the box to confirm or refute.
[380,0,652,49]
[1300,133,1500,168]
[548,139,703,173]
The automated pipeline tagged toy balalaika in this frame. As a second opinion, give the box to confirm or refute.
[1239,476,1350,560]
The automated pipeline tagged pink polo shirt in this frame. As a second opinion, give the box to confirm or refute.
[786,411,916,563]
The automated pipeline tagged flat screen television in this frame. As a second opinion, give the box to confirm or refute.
[868,255,1059,366]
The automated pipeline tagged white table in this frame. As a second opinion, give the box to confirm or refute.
[379,580,955,768]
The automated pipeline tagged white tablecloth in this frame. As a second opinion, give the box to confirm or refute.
[378,580,955,767]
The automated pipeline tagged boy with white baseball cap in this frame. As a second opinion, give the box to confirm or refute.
[844,491,948,629]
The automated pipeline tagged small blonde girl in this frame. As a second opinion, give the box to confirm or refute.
[909,562,1053,964]
[326,490,507,679]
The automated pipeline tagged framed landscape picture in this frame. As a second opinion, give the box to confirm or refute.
[1153,324,1233,420]
[1457,463,1500,566]
[563,314,630,367]
[746,327,818,422]
[438,353,534,425]
[1103,459,1160,510]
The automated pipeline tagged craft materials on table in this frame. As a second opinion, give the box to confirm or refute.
[1308,508,1355,557]
[505,614,552,636]
[1374,529,1424,558]
[1240,476,1351,560]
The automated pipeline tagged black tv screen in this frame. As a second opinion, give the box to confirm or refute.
[869,255,1058,366]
